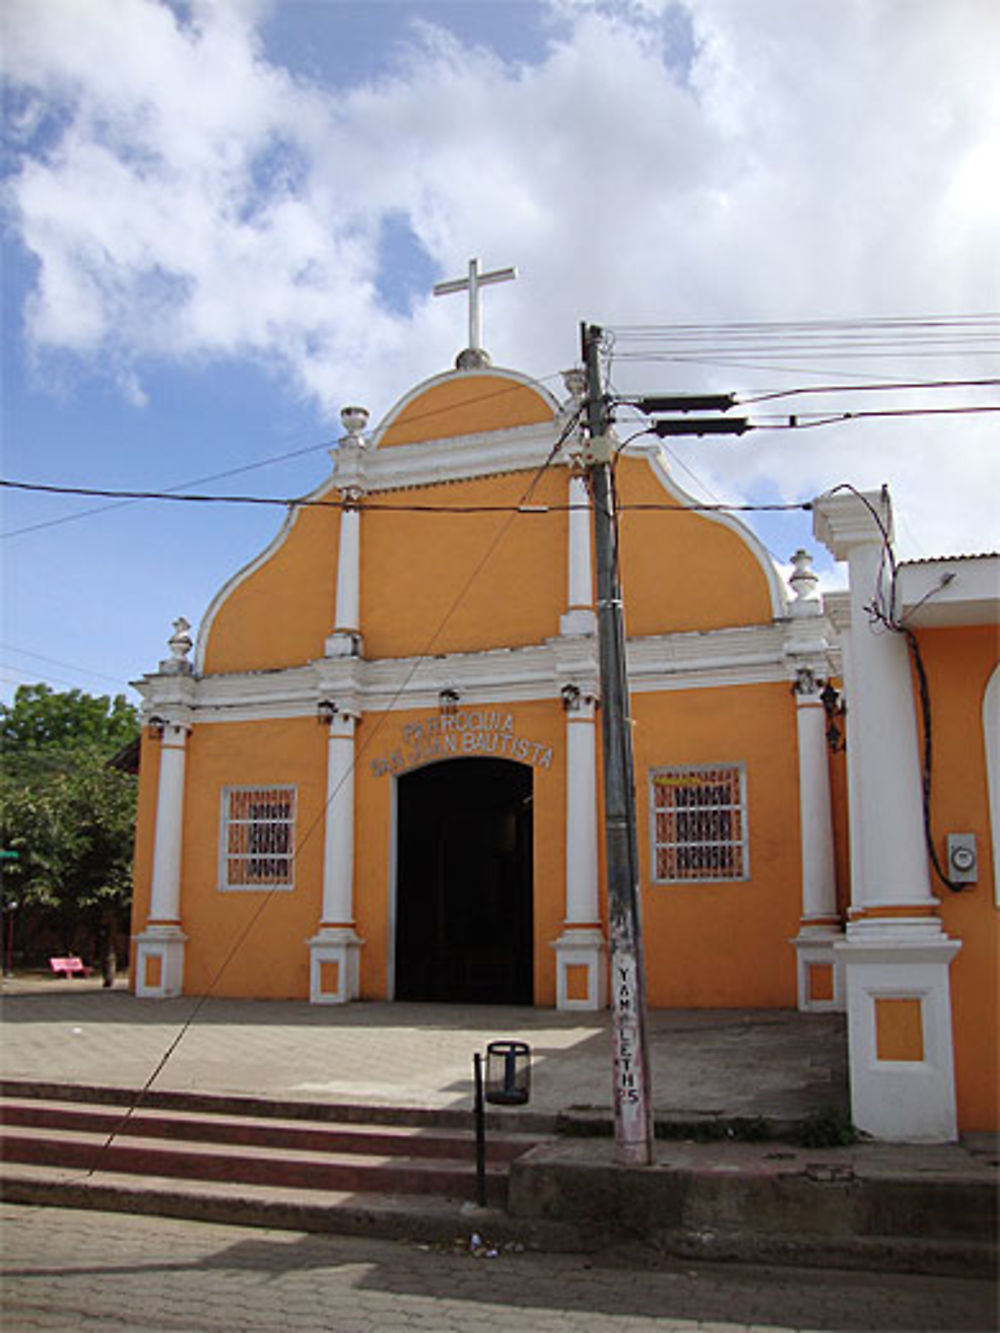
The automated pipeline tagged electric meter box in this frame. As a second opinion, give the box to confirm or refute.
[946,833,978,885]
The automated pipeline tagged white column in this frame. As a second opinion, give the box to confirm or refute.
[135,721,189,997]
[791,677,844,1011]
[553,693,606,1010]
[560,470,597,637]
[814,491,960,1141]
[327,497,362,658]
[843,538,935,913]
[309,710,362,1003]
[327,405,368,659]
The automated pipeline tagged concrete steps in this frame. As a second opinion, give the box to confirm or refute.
[0,1083,543,1215]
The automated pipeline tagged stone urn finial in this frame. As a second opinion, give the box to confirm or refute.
[340,405,370,448]
[159,616,193,675]
[562,367,586,403]
[788,549,820,611]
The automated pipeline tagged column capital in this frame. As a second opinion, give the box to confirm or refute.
[813,488,893,561]
[146,712,192,743]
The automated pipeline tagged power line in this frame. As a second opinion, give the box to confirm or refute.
[0,477,811,514]
[738,377,1000,405]
[0,644,133,691]
[759,404,1000,429]
[2,370,569,540]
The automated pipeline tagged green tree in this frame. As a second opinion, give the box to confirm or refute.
[1,683,138,757]
[1,685,139,980]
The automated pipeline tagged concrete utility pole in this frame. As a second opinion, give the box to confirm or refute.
[581,322,654,1166]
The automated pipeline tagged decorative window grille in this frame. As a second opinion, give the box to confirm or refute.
[651,766,748,883]
[219,786,296,890]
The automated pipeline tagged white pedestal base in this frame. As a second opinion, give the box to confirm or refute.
[837,920,961,1142]
[559,609,597,638]
[308,927,363,1004]
[553,928,607,1011]
[792,926,845,1012]
[134,925,187,998]
[324,630,362,658]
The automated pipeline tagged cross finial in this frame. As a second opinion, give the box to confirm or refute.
[433,257,516,368]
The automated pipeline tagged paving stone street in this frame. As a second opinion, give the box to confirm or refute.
[2,1202,996,1333]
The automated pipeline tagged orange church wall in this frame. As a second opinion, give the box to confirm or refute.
[912,626,999,1131]
[168,717,327,1000]
[361,470,567,660]
[201,502,340,675]
[616,458,776,636]
[377,373,554,446]
[631,681,801,1008]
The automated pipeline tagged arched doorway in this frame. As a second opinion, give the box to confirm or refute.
[395,758,533,1004]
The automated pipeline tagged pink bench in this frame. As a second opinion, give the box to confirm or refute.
[49,956,92,978]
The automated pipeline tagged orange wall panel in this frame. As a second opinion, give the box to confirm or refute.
[378,374,554,446]
[174,717,328,1000]
[361,470,567,660]
[616,458,776,635]
[632,681,801,1008]
[914,626,999,1131]
[201,502,339,675]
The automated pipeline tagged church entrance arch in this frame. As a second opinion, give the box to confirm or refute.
[394,757,533,1004]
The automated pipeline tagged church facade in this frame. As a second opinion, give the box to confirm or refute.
[129,340,998,1141]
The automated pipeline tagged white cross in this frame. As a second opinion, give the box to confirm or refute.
[433,258,517,353]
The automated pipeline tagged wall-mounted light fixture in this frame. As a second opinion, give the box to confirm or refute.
[561,683,581,711]
[147,716,165,740]
[820,682,846,752]
[317,699,338,724]
[439,687,460,715]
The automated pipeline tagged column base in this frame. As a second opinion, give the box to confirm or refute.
[552,928,607,1011]
[792,925,845,1012]
[324,630,363,658]
[308,927,363,1004]
[836,920,961,1142]
[559,609,596,637]
[134,924,187,998]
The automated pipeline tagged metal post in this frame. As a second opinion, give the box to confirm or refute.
[582,322,654,1166]
[473,1051,487,1205]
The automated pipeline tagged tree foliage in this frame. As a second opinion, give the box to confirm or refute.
[1,683,138,758]
[1,684,140,963]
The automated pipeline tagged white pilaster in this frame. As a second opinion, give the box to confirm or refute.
[791,680,844,1011]
[560,470,597,637]
[553,692,606,1009]
[327,406,368,659]
[309,708,362,1003]
[814,490,961,1140]
[135,720,189,997]
[783,551,844,1011]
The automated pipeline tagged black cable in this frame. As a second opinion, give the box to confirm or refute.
[2,370,569,540]
[739,377,1000,405]
[0,476,811,514]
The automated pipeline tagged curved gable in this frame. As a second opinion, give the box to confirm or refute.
[617,445,785,634]
[375,368,556,447]
[197,492,340,675]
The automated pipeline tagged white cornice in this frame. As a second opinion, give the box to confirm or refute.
[338,420,565,494]
[136,617,845,725]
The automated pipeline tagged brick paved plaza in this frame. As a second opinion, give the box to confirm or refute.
[2,1202,997,1332]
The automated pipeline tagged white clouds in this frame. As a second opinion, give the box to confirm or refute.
[2,0,998,558]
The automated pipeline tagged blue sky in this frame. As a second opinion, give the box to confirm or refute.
[2,0,998,706]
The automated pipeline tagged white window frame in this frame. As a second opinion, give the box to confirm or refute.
[219,785,296,892]
[650,764,749,884]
